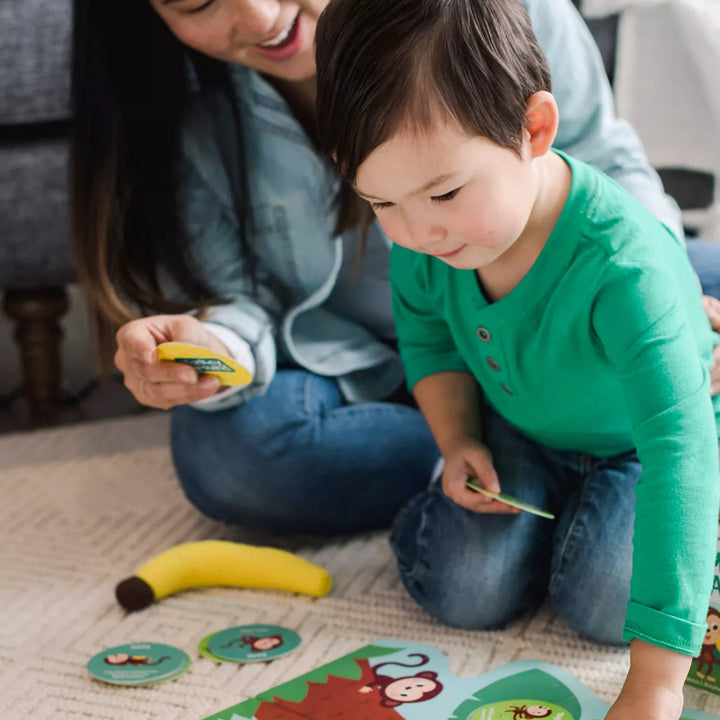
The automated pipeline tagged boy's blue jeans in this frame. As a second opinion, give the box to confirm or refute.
[172,372,638,644]
[391,409,640,645]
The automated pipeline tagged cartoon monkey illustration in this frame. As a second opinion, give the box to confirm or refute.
[254,653,443,720]
[221,634,283,652]
[504,705,553,719]
[359,653,444,707]
[104,653,170,666]
[695,607,720,681]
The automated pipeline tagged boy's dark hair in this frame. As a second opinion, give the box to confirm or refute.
[316,0,552,182]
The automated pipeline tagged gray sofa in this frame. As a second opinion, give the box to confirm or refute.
[0,0,73,412]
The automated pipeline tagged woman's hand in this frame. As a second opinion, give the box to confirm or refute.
[441,435,520,515]
[703,295,720,331]
[710,343,720,397]
[704,296,720,396]
[115,314,227,409]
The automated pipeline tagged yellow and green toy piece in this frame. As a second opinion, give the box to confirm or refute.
[157,341,253,386]
[466,479,555,519]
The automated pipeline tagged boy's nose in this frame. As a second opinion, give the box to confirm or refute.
[411,224,447,250]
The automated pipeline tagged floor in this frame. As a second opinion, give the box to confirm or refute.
[0,411,635,720]
[0,375,151,434]
[3,411,720,719]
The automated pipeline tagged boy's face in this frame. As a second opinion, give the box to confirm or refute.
[354,122,538,270]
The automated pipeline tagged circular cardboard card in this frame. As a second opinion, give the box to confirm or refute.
[198,633,231,663]
[207,624,301,663]
[87,642,190,686]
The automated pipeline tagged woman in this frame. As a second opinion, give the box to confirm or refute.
[71,0,720,534]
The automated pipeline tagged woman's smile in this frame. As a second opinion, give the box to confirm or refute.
[254,10,303,60]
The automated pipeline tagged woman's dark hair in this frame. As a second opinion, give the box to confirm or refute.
[316,0,552,182]
[71,0,250,330]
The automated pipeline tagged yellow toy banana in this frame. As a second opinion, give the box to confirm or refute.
[115,540,332,612]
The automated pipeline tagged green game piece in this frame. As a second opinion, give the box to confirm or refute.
[466,480,555,519]
[87,642,190,686]
[198,633,232,663]
[208,624,301,664]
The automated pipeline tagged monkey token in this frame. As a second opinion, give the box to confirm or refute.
[87,642,190,685]
[198,633,231,663]
[207,624,301,663]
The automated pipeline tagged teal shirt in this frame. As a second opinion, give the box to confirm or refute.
[391,153,720,654]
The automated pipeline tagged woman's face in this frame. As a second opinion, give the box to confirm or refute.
[148,0,328,80]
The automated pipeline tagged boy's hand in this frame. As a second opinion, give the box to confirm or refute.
[441,436,520,515]
[605,640,689,720]
[605,682,683,720]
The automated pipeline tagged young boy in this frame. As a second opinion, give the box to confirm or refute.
[315,0,720,718]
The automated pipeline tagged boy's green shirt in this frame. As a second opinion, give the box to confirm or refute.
[390,151,720,655]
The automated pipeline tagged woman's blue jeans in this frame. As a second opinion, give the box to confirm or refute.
[687,238,720,298]
[391,410,640,645]
[171,369,440,534]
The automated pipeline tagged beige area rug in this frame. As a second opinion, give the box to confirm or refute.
[1,413,718,719]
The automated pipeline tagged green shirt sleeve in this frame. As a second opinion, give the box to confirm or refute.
[592,259,719,654]
[390,246,471,390]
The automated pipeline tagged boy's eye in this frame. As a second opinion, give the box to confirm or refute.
[370,201,394,210]
[430,188,460,203]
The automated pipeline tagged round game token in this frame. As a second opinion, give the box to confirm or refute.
[87,642,191,686]
[198,633,231,663]
[207,624,301,663]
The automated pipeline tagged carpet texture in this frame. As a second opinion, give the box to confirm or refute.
[1,413,717,719]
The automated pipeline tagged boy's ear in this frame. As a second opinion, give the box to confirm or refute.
[524,91,559,158]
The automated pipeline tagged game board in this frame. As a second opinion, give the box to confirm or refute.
[684,526,720,696]
[203,639,720,720]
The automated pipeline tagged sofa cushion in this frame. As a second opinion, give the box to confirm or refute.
[0,139,74,287]
[0,0,72,126]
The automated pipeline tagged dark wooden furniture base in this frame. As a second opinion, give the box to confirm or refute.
[3,286,69,413]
